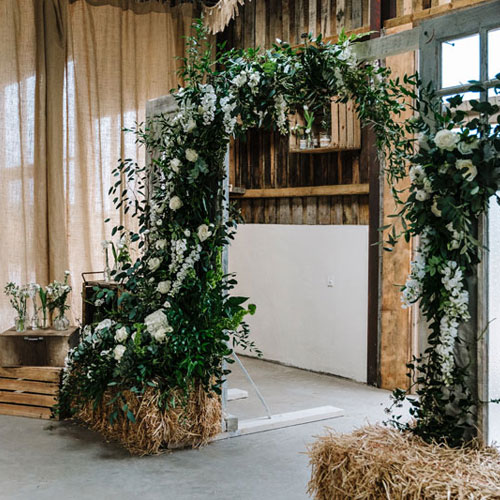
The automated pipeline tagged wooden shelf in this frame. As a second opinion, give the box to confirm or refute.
[289,145,361,154]
[230,183,369,199]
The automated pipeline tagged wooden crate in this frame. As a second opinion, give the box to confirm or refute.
[289,98,361,153]
[82,280,123,326]
[0,366,61,419]
[0,326,79,367]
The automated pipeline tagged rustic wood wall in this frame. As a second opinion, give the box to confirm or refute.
[230,130,370,225]
[221,0,375,226]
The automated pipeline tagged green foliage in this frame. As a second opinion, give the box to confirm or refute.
[60,19,418,424]
[386,76,500,446]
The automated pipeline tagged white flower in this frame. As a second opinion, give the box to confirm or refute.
[434,129,459,151]
[163,301,171,308]
[185,149,198,162]
[431,198,442,217]
[423,178,433,194]
[169,196,183,211]
[155,239,167,250]
[64,270,71,276]
[197,224,212,242]
[96,318,113,331]
[456,159,477,181]
[115,326,128,343]
[457,138,479,155]
[157,281,171,294]
[170,158,181,173]
[418,133,429,151]
[232,71,247,87]
[148,257,161,272]
[144,309,172,342]
[409,164,425,183]
[113,344,126,362]
[184,118,196,133]
[101,240,110,250]
[94,298,105,307]
[415,189,430,202]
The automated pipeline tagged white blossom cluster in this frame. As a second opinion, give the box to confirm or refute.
[274,94,288,134]
[199,84,217,125]
[401,226,432,309]
[220,95,237,135]
[437,261,470,384]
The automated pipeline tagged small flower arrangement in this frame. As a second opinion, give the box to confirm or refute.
[4,282,29,332]
[47,271,72,331]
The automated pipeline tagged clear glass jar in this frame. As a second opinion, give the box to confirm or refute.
[54,313,70,331]
[15,316,26,333]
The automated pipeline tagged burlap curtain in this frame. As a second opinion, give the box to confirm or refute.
[0,0,194,330]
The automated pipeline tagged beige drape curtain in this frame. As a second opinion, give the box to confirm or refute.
[0,0,194,330]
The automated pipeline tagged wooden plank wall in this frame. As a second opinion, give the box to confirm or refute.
[231,130,369,225]
[221,0,372,226]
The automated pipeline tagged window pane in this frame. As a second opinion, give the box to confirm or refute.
[489,28,500,80]
[441,34,480,89]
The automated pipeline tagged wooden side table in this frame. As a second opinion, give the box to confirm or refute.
[0,326,79,419]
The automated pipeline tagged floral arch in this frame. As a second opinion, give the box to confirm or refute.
[60,20,500,450]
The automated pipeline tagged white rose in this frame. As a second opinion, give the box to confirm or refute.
[148,257,161,272]
[170,158,181,173]
[157,281,171,294]
[155,239,167,250]
[185,149,198,162]
[184,229,191,237]
[456,159,477,182]
[434,129,459,151]
[457,138,479,155]
[415,189,430,202]
[113,344,126,362]
[431,199,442,217]
[197,224,212,242]
[115,327,128,343]
[96,318,113,331]
[169,196,183,211]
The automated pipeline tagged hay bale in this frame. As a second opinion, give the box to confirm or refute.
[308,425,500,499]
[77,385,221,455]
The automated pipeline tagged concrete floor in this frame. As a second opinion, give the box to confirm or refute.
[0,358,393,500]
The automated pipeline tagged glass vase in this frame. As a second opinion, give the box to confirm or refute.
[40,313,49,330]
[15,316,26,333]
[54,313,70,331]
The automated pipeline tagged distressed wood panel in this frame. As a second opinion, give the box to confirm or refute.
[229,129,368,225]
[223,0,369,47]
[379,35,416,390]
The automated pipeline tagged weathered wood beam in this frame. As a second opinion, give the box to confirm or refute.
[230,183,369,199]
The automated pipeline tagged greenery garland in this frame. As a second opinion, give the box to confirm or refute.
[60,21,416,426]
[388,78,500,446]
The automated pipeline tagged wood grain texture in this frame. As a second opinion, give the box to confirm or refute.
[0,403,52,419]
[0,366,62,383]
[379,40,416,391]
[0,378,59,395]
[0,391,57,407]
